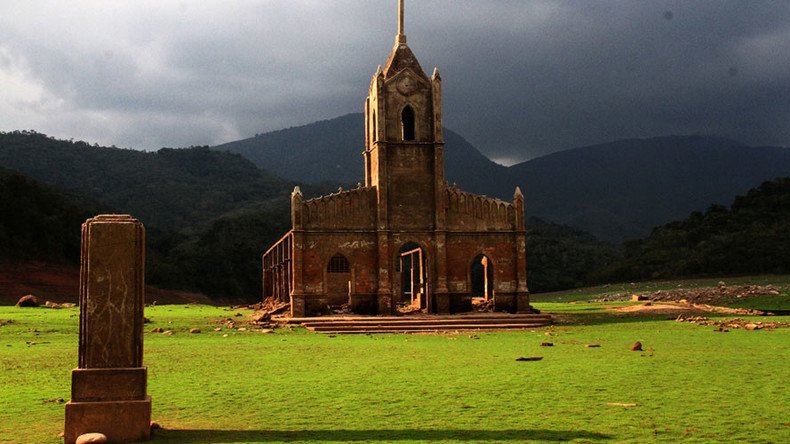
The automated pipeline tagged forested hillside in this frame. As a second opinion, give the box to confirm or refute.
[603,178,790,281]
[525,217,619,293]
[0,131,288,229]
[0,168,106,262]
[503,136,790,241]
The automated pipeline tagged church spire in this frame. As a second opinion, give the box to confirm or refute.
[383,0,426,79]
[397,0,407,44]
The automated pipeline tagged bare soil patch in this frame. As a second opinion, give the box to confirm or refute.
[598,283,782,306]
[613,302,765,316]
[614,302,699,315]
[0,260,212,305]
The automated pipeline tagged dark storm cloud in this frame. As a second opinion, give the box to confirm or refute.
[0,1,788,162]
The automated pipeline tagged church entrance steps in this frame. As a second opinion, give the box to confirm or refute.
[284,313,552,334]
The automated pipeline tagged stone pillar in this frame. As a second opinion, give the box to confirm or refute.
[512,188,532,313]
[376,231,392,315]
[64,215,151,444]
[433,232,450,314]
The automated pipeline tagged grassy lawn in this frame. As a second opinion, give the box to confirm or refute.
[1,289,788,443]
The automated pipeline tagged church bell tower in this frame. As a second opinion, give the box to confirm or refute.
[364,0,445,231]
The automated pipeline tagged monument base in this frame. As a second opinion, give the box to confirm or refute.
[64,396,151,444]
[65,368,151,443]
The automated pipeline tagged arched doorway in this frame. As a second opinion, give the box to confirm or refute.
[397,242,428,310]
[326,253,351,307]
[471,254,494,302]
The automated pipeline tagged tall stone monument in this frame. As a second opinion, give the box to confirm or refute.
[64,215,151,443]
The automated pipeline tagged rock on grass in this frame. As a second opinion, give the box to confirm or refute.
[16,295,39,307]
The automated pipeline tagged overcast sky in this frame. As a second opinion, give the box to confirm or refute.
[1,1,789,164]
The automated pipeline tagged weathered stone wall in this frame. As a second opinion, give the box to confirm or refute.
[382,71,434,142]
[295,231,378,315]
[445,233,521,295]
[445,186,516,231]
[386,144,436,230]
[303,187,376,230]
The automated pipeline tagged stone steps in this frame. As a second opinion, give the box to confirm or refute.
[286,313,552,334]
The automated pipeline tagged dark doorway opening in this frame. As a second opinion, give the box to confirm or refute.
[326,253,351,307]
[398,242,427,310]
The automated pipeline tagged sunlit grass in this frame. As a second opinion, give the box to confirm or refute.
[1,298,788,443]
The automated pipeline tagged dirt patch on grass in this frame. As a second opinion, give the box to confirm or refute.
[614,303,699,315]
[599,283,782,307]
[676,315,790,330]
[613,302,765,316]
[0,260,213,305]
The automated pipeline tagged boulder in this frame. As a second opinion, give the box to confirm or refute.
[189,328,201,334]
[16,294,39,307]
[76,433,108,444]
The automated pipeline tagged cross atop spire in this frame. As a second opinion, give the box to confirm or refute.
[397,0,407,44]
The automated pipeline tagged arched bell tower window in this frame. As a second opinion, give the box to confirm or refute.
[402,105,415,141]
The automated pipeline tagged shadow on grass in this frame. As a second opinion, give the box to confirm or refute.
[549,311,687,327]
[152,428,613,443]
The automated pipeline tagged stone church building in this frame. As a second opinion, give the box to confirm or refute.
[263,1,531,317]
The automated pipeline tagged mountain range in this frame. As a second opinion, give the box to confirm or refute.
[214,114,790,241]
[3,124,790,301]
[0,131,288,229]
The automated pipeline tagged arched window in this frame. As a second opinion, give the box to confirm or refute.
[327,253,350,273]
[402,105,415,141]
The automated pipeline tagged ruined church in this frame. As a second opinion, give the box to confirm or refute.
[263,1,531,317]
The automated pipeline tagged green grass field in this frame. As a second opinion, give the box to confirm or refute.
[1,279,789,443]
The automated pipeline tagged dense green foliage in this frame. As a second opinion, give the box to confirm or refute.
[0,168,106,262]
[526,217,619,293]
[1,301,788,443]
[0,130,288,229]
[147,199,291,300]
[604,178,790,281]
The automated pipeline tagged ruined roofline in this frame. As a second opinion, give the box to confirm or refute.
[303,183,373,204]
[445,183,515,208]
[263,229,293,258]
